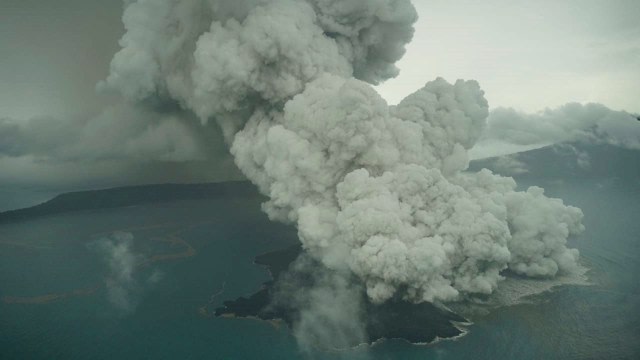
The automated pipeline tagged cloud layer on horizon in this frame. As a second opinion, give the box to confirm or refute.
[0,104,242,194]
[470,103,640,159]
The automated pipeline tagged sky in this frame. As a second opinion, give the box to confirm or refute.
[0,0,123,120]
[0,0,639,210]
[377,0,640,113]
[1,0,638,121]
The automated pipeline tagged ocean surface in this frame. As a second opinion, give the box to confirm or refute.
[1,178,638,359]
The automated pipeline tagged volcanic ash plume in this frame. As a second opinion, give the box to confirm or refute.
[103,0,585,343]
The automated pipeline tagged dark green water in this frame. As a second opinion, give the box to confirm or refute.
[0,179,638,359]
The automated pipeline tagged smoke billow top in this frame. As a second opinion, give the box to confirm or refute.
[103,0,585,347]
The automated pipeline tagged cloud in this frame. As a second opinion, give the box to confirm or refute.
[0,104,243,192]
[477,103,640,152]
[1,105,206,161]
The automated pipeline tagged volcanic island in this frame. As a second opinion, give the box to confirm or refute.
[213,245,469,347]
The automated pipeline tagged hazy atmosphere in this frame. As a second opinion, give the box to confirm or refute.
[1,0,639,211]
[1,1,639,359]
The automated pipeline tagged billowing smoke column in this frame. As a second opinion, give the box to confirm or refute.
[104,0,583,310]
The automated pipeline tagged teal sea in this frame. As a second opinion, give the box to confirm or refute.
[1,178,638,359]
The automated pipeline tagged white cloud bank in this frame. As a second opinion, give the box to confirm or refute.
[471,103,640,159]
[0,105,203,162]
[0,104,242,193]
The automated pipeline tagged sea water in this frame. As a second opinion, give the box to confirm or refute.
[0,178,638,359]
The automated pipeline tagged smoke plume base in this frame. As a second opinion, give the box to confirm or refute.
[217,246,468,349]
[103,0,586,349]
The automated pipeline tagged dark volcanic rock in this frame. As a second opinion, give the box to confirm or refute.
[215,245,467,346]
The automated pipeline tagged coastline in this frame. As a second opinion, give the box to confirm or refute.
[213,245,469,347]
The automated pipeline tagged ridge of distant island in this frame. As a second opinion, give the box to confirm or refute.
[0,181,260,224]
[1,181,470,346]
[213,245,468,347]
[4,140,636,224]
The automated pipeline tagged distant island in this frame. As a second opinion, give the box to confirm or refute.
[213,245,468,346]
[5,141,637,224]
[470,142,640,180]
[0,181,261,224]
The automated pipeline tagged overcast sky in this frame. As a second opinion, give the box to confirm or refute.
[0,0,122,120]
[1,0,639,121]
[0,0,639,211]
[377,0,640,113]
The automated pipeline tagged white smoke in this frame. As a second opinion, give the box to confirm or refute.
[272,255,368,351]
[0,105,203,162]
[92,232,140,312]
[231,74,583,304]
[91,232,163,313]
[103,0,585,346]
[101,0,417,140]
[294,274,366,350]
[484,155,530,176]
